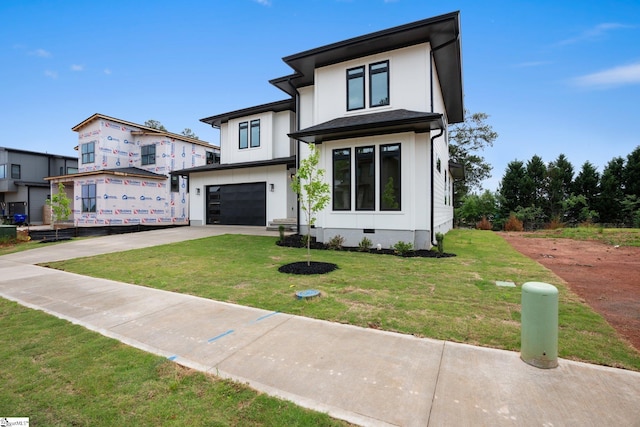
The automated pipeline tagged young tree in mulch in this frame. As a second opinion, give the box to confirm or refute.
[285,143,334,274]
[46,183,71,241]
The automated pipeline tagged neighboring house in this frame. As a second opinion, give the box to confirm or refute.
[0,147,77,225]
[178,11,464,248]
[46,114,219,227]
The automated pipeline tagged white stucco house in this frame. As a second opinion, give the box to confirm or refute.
[178,11,464,249]
[47,114,219,227]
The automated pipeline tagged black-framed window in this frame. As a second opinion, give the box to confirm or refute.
[170,175,179,192]
[239,122,249,149]
[370,61,389,107]
[380,144,401,210]
[250,119,260,148]
[10,164,20,179]
[81,183,96,213]
[356,146,375,210]
[81,141,95,164]
[206,151,215,164]
[347,66,365,111]
[141,144,156,165]
[333,148,351,211]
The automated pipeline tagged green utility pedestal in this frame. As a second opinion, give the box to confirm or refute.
[521,282,558,369]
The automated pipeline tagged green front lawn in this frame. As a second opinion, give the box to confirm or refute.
[44,229,640,371]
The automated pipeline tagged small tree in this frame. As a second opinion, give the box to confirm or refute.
[291,144,330,266]
[47,183,71,240]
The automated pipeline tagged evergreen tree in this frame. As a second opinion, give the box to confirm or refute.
[573,161,600,215]
[598,157,625,224]
[522,155,547,210]
[623,146,640,197]
[499,160,527,216]
[546,154,574,219]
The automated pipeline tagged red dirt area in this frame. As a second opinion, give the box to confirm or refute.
[500,232,640,352]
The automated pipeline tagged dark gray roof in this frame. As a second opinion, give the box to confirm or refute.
[270,11,463,123]
[173,156,296,176]
[288,109,443,144]
[201,99,295,128]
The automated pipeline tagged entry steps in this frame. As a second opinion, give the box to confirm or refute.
[267,218,297,232]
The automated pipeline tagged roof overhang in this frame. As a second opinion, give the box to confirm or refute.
[200,99,295,129]
[270,11,463,123]
[46,167,167,181]
[288,110,443,144]
[173,156,296,176]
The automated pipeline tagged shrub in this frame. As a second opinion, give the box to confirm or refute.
[393,241,413,256]
[435,232,445,254]
[545,216,564,230]
[504,214,524,232]
[327,235,345,250]
[278,225,285,243]
[358,237,372,252]
[476,216,493,230]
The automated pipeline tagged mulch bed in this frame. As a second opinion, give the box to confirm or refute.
[276,234,456,258]
[278,261,338,275]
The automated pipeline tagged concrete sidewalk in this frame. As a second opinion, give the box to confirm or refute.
[1,226,639,426]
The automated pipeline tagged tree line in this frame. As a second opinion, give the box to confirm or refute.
[457,148,640,229]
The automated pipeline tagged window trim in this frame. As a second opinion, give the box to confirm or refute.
[141,144,156,166]
[332,148,351,211]
[81,141,95,164]
[369,60,390,108]
[346,66,365,111]
[379,143,401,211]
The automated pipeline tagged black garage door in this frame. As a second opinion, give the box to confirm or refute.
[206,182,266,226]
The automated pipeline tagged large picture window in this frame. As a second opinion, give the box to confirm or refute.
[333,148,351,211]
[81,142,95,164]
[81,183,96,213]
[380,144,401,210]
[347,66,365,111]
[370,61,389,107]
[356,146,375,210]
[141,144,156,165]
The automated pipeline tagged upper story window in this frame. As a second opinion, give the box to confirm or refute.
[206,151,217,164]
[370,61,389,107]
[11,164,20,179]
[239,122,248,149]
[347,66,365,111]
[250,120,260,148]
[141,144,156,165]
[347,61,390,111]
[81,141,95,164]
[239,120,261,149]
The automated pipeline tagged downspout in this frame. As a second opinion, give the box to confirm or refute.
[286,78,301,234]
[429,36,457,246]
[430,127,444,246]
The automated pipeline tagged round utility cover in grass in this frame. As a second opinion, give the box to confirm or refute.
[278,261,337,275]
[296,289,321,299]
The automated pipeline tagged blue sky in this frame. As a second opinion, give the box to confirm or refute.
[1,0,638,191]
